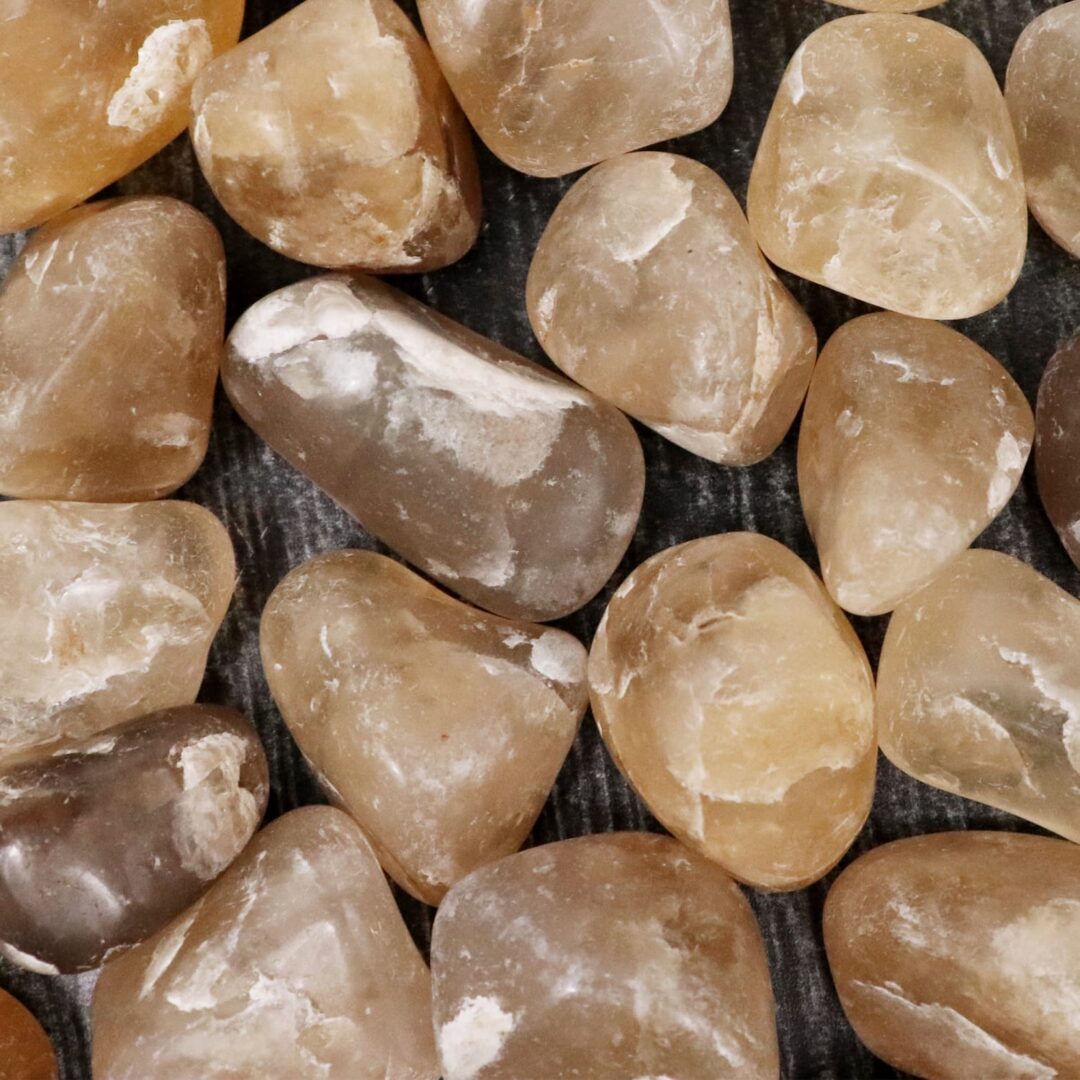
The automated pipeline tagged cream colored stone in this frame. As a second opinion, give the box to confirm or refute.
[828,0,944,9]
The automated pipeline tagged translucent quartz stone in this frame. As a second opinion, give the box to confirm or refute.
[747,14,1027,320]
[0,501,235,766]
[0,2,243,233]
[191,0,481,272]
[1036,333,1080,570]
[0,706,267,975]
[92,807,438,1080]
[1006,2,1080,258]
[224,275,644,622]
[0,989,56,1080]
[589,533,876,890]
[526,152,817,465]
[798,313,1033,617]
[877,549,1080,843]
[261,550,586,904]
[828,0,943,8]
[431,833,779,1079]
[824,832,1080,1079]
[416,0,733,178]
[0,197,225,501]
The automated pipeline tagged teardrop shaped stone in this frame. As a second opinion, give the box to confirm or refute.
[0,989,56,1080]
[1036,333,1080,570]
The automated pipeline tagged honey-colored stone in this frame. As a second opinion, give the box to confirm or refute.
[527,153,817,465]
[0,706,267,975]
[589,533,876,891]
[1036,333,1080,569]
[191,0,481,272]
[799,314,1034,617]
[748,14,1027,320]
[417,0,733,178]
[0,2,243,233]
[0,990,56,1080]
[878,549,1080,843]
[825,832,1080,1079]
[431,833,779,1079]
[224,275,644,622]
[0,197,225,501]
[92,807,438,1080]
[0,501,235,766]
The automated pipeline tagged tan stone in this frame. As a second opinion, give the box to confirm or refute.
[191,0,481,272]
[828,0,943,9]
[589,533,876,891]
[527,153,817,465]
[825,831,1080,1079]
[798,313,1034,617]
[748,14,1027,319]
[0,989,56,1080]
[1036,333,1080,570]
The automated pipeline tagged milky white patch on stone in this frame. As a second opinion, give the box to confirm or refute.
[529,631,584,685]
[439,995,516,1079]
[606,160,694,264]
[987,431,1027,512]
[0,941,61,975]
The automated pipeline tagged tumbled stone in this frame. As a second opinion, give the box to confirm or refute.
[0,989,56,1080]
[224,275,644,621]
[431,833,779,1079]
[589,533,876,891]
[191,0,481,272]
[1037,333,1080,569]
[92,806,438,1080]
[0,198,225,501]
[527,152,817,465]
[0,501,235,766]
[878,549,1080,843]
[828,0,943,8]
[0,3,243,233]
[0,706,267,975]
[262,550,586,904]
[748,14,1027,319]
[825,831,1080,1079]
[1006,2,1080,258]
[417,0,733,178]
[799,313,1033,617]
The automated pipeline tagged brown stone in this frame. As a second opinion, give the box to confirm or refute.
[0,989,56,1080]
[1036,332,1080,569]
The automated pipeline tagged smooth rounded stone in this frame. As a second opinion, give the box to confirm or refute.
[261,550,586,905]
[416,0,733,178]
[1036,333,1080,569]
[431,833,779,1079]
[224,275,644,622]
[0,990,56,1080]
[92,806,438,1080]
[191,0,481,272]
[526,153,817,465]
[0,2,243,233]
[1006,2,1080,258]
[0,197,225,501]
[828,0,944,8]
[0,706,267,975]
[878,549,1080,843]
[589,533,876,891]
[0,501,235,766]
[824,832,1080,1079]
[798,314,1034,617]
[747,14,1027,320]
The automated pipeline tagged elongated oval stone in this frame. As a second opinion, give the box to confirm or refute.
[527,152,817,465]
[0,501,235,766]
[92,807,438,1080]
[431,833,779,1079]
[191,0,481,272]
[589,533,876,890]
[0,197,225,501]
[798,313,1034,617]
[828,0,943,8]
[224,275,644,621]
[748,14,1027,319]
[0,990,56,1080]
[824,832,1080,1079]
[1036,333,1080,570]
[0,706,267,975]
[0,2,243,233]
[878,549,1080,843]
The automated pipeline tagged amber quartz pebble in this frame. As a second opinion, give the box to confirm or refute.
[0,197,225,501]
[191,0,481,272]
[748,15,1026,319]
[0,990,56,1080]
[0,2,243,233]
[417,0,733,177]
[527,153,817,465]
[431,834,779,1079]
[261,550,586,904]
[589,534,876,890]
[224,275,644,621]
[798,314,1033,617]
[825,832,1080,1079]
[1036,334,1080,569]
[92,807,438,1080]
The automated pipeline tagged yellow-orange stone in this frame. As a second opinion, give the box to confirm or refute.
[0,990,56,1080]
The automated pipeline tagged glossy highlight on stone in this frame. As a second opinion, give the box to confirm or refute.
[589,533,876,890]
[1036,333,1080,569]
[0,989,56,1080]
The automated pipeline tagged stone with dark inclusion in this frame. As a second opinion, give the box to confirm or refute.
[1036,333,1080,570]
